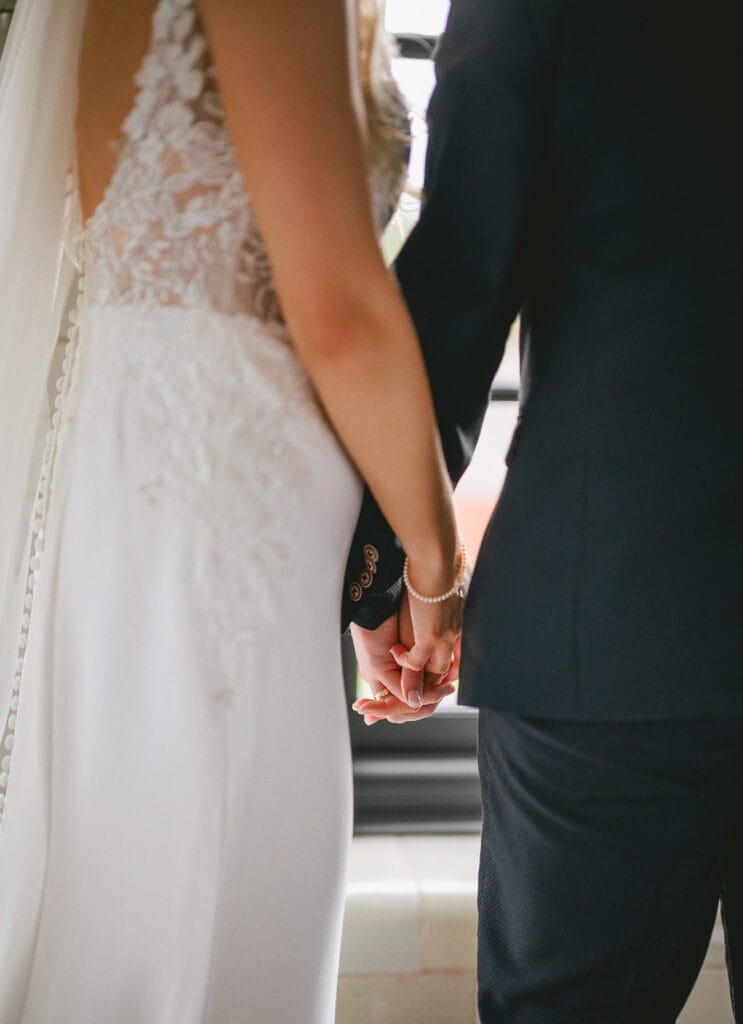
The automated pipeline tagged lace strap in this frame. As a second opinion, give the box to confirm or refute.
[120,0,206,145]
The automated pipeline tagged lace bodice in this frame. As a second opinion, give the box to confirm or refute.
[84,0,404,326]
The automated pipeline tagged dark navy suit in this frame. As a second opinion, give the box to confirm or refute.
[343,0,743,1019]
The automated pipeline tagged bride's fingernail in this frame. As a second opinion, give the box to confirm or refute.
[407,690,422,709]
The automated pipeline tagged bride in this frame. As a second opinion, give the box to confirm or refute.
[0,0,464,1021]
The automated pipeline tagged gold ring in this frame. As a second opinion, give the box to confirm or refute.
[373,688,390,701]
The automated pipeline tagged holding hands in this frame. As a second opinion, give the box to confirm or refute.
[351,538,469,725]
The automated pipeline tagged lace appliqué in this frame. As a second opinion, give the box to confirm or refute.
[75,304,325,692]
[85,0,282,324]
[85,0,403,324]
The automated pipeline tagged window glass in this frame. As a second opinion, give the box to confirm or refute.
[384,0,451,36]
[380,56,434,265]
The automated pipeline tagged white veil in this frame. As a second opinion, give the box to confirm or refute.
[0,0,89,722]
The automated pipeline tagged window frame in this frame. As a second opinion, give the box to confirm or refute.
[0,1,15,57]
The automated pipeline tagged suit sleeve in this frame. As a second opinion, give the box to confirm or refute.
[341,0,560,632]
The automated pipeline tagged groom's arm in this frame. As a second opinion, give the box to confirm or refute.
[342,0,561,631]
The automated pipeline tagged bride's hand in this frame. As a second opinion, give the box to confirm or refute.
[391,548,468,708]
[353,679,456,724]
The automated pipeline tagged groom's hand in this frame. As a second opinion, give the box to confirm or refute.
[350,613,407,703]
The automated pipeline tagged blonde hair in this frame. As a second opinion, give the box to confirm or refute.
[356,0,409,194]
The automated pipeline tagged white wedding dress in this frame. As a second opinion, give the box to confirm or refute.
[0,1,401,1021]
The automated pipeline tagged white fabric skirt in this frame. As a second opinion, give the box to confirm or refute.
[0,303,362,1023]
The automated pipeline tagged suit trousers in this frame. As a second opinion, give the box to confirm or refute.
[476,710,743,1024]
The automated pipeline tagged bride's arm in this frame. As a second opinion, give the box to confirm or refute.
[197,0,461,644]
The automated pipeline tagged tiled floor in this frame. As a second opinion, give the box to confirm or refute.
[337,836,734,1024]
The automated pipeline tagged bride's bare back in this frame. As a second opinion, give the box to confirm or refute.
[77,0,156,223]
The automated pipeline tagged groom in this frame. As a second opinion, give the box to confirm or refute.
[343,0,743,1020]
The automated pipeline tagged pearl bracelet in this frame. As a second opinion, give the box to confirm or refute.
[403,535,470,604]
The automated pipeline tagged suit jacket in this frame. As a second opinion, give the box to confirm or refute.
[343,0,743,719]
